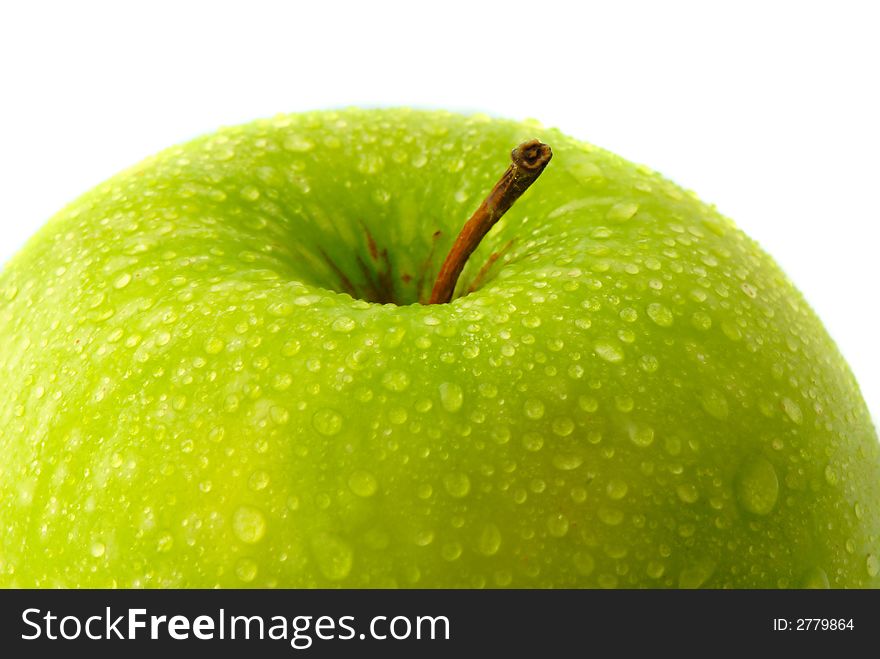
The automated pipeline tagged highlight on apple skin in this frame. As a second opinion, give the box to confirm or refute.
[0,108,877,588]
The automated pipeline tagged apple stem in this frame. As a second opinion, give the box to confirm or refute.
[427,139,552,304]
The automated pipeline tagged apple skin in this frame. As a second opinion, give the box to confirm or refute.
[0,109,878,588]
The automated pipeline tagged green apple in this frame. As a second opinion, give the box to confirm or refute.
[0,108,878,588]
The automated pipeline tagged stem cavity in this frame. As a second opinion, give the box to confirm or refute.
[427,139,552,305]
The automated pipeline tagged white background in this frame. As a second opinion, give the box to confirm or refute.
[1,1,878,422]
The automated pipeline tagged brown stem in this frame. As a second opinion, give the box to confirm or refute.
[427,139,552,305]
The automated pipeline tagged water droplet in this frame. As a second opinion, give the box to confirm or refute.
[312,408,343,436]
[204,337,225,354]
[639,354,660,373]
[522,432,544,452]
[630,425,655,447]
[441,542,463,561]
[606,479,628,500]
[547,512,570,537]
[477,524,502,556]
[439,382,464,412]
[248,471,270,491]
[113,272,132,289]
[241,185,260,201]
[735,457,779,515]
[90,542,106,558]
[444,472,471,498]
[721,320,743,341]
[357,153,384,174]
[272,373,293,392]
[781,397,803,424]
[491,427,510,445]
[233,506,267,544]
[676,483,700,503]
[691,311,712,330]
[799,567,830,589]
[293,295,320,307]
[569,157,605,183]
[157,532,174,553]
[382,370,410,392]
[348,470,378,497]
[269,301,295,316]
[3,285,19,300]
[269,405,290,426]
[598,507,623,525]
[606,201,639,221]
[214,147,235,161]
[552,454,583,470]
[235,558,258,583]
[463,380,489,400]
[547,337,565,352]
[646,302,674,327]
[578,396,598,412]
[678,561,715,588]
[282,340,301,356]
[332,316,356,333]
[388,407,407,424]
[867,555,879,578]
[414,529,435,546]
[594,340,624,363]
[552,417,575,437]
[617,307,636,323]
[283,135,314,152]
[824,464,839,486]
[524,398,545,420]
[700,388,729,420]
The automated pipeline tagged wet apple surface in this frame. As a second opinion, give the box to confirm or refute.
[0,108,877,587]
